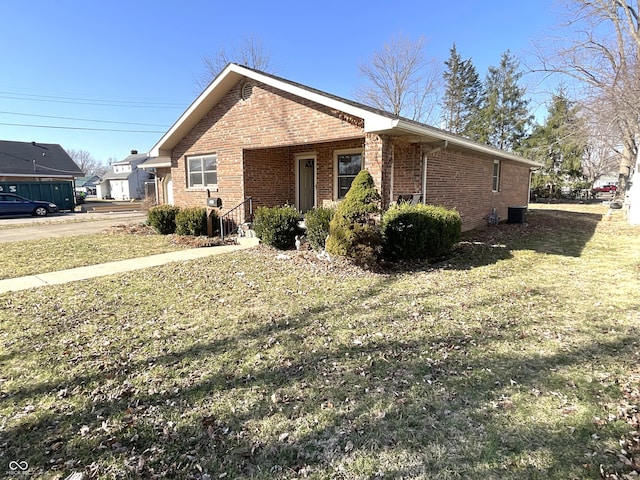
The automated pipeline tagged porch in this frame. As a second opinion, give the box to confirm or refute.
[241,138,365,214]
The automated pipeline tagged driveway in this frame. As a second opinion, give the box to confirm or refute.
[0,212,148,243]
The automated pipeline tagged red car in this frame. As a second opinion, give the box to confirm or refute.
[592,184,617,193]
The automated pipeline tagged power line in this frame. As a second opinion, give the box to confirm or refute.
[0,91,185,109]
[0,110,170,127]
[0,122,165,133]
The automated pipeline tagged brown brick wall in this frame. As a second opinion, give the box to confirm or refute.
[169,80,365,212]
[243,139,365,212]
[164,77,531,231]
[424,148,530,231]
[390,139,423,200]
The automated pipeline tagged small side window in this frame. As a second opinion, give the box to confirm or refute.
[492,160,500,192]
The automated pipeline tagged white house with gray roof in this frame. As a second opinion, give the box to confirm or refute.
[97,150,151,200]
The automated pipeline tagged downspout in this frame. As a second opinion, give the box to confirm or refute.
[422,152,427,204]
[421,140,447,205]
[154,170,160,205]
[389,144,394,206]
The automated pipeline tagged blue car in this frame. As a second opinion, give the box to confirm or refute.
[0,193,59,217]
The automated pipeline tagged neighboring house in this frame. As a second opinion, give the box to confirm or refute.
[144,64,541,231]
[75,175,101,196]
[593,174,618,189]
[97,151,151,200]
[0,140,83,211]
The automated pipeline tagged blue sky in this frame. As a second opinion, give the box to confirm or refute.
[0,0,561,165]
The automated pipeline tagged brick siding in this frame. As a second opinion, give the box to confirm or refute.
[163,78,531,231]
[170,80,364,213]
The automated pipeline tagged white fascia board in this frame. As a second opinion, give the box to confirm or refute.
[150,64,243,157]
[139,156,172,169]
[392,120,543,168]
[150,64,394,156]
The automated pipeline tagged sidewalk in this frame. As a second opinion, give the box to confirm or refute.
[0,240,258,294]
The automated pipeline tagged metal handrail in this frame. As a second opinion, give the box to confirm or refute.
[219,197,253,241]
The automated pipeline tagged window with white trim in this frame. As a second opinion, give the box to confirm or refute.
[187,154,217,188]
[492,160,500,192]
[336,150,363,199]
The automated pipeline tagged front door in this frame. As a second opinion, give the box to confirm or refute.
[298,156,316,213]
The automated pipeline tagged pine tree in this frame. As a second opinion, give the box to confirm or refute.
[469,51,532,152]
[524,89,586,186]
[441,44,482,136]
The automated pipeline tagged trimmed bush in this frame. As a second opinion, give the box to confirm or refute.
[304,207,335,250]
[381,203,462,260]
[253,205,302,249]
[175,207,208,236]
[326,170,382,265]
[148,205,180,235]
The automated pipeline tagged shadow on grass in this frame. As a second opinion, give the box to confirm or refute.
[2,271,636,479]
[377,208,604,276]
[439,208,603,271]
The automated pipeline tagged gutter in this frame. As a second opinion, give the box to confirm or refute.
[389,119,543,168]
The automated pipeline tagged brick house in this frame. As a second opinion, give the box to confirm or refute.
[143,63,540,231]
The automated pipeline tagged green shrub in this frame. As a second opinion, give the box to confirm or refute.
[175,207,208,236]
[147,205,180,235]
[253,205,302,249]
[381,203,462,260]
[326,170,382,265]
[304,207,335,250]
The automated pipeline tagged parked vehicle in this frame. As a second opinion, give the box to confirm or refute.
[591,184,617,193]
[0,193,59,216]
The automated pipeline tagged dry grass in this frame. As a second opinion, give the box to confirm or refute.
[1,203,639,479]
[0,224,188,280]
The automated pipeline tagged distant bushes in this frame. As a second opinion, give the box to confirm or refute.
[253,205,302,249]
[381,203,461,260]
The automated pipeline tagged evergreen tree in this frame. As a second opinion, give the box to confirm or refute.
[524,89,586,187]
[441,43,483,136]
[469,51,532,152]
[326,170,381,266]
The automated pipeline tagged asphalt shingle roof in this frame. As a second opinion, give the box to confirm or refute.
[0,140,83,177]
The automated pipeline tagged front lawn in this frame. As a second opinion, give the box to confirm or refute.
[0,226,187,280]
[1,204,639,479]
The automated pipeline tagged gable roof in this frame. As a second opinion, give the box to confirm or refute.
[101,168,134,181]
[0,140,83,177]
[150,64,541,168]
[100,152,149,181]
[76,175,101,187]
[113,151,149,166]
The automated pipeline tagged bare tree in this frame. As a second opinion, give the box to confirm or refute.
[581,100,622,183]
[196,35,275,89]
[535,0,640,193]
[66,149,107,176]
[355,34,442,124]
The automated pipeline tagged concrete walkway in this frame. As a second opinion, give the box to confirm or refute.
[0,241,257,294]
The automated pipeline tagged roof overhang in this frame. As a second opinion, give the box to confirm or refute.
[149,63,404,157]
[0,173,78,179]
[149,63,542,170]
[376,119,543,168]
[139,156,171,169]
